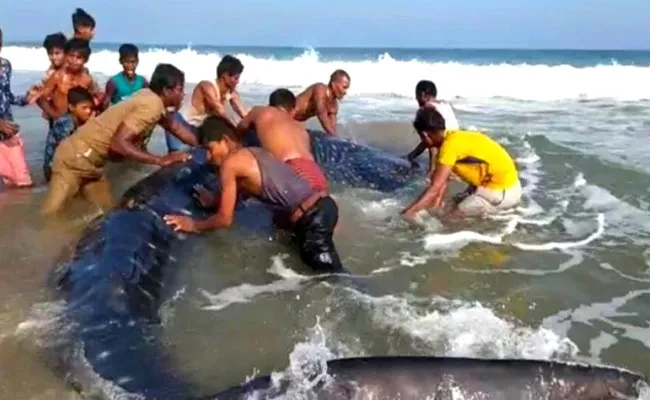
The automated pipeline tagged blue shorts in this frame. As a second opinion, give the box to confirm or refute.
[164,112,198,153]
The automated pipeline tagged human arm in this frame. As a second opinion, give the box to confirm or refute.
[313,85,336,135]
[101,79,116,110]
[158,113,199,147]
[164,156,239,233]
[234,106,260,137]
[200,81,237,128]
[110,102,190,165]
[35,73,61,119]
[87,76,104,111]
[229,91,248,119]
[1,60,29,106]
[193,184,217,208]
[400,163,453,221]
[0,120,19,138]
[406,141,426,163]
[428,147,436,173]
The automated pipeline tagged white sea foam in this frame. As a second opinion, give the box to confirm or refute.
[5,46,650,101]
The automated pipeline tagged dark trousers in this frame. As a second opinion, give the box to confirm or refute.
[293,196,344,273]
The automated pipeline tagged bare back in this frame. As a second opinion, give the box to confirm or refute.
[251,107,314,162]
[294,83,338,122]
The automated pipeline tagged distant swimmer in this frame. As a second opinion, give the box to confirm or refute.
[163,116,345,273]
[41,64,198,215]
[406,80,460,172]
[164,55,248,153]
[401,107,521,221]
[235,88,329,194]
[293,69,350,135]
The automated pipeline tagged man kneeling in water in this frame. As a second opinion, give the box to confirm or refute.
[163,116,344,273]
[401,107,522,221]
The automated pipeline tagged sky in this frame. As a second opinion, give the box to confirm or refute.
[1,0,649,50]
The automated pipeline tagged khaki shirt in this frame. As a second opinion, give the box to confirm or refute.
[70,88,165,160]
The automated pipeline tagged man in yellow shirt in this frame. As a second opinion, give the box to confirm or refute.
[401,107,522,220]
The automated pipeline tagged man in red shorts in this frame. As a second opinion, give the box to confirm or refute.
[234,88,329,193]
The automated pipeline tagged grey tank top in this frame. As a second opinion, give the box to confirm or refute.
[249,148,314,212]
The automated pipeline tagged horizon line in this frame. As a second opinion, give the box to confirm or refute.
[4,40,650,52]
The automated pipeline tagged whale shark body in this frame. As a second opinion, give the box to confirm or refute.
[45,130,647,399]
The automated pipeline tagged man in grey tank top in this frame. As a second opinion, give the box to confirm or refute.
[163,116,345,273]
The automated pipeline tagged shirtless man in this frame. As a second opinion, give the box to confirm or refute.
[41,63,197,215]
[163,116,344,273]
[36,38,102,121]
[293,69,350,135]
[165,55,248,153]
[235,88,328,194]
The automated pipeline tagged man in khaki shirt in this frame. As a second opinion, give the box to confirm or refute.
[42,63,198,215]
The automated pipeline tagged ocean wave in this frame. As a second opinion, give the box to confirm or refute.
[4,46,650,101]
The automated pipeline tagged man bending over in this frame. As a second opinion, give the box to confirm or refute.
[236,88,329,194]
[401,107,521,221]
[163,116,344,273]
[293,70,350,135]
[41,63,198,215]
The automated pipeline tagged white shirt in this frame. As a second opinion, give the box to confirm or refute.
[427,100,460,130]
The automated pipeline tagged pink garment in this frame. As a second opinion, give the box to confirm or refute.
[0,133,33,187]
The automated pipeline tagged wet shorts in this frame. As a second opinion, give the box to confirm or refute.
[455,180,522,217]
[293,196,343,273]
[285,157,328,192]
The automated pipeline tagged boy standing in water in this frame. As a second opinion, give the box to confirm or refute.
[71,8,96,41]
[102,44,148,109]
[0,28,35,188]
[29,33,68,128]
[42,87,95,182]
[37,39,102,122]
[40,33,68,84]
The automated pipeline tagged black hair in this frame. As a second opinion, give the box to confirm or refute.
[118,43,139,60]
[199,116,235,146]
[269,88,296,111]
[42,32,67,52]
[72,8,96,30]
[67,86,93,105]
[415,80,437,98]
[330,69,350,82]
[149,63,185,95]
[216,55,244,78]
[413,106,446,133]
[64,38,91,60]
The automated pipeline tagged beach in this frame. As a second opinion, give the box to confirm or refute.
[1,44,650,399]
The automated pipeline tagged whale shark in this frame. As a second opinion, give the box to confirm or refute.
[210,356,648,400]
[46,130,420,398]
[45,130,646,400]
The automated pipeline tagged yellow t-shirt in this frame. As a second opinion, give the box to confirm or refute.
[436,130,518,190]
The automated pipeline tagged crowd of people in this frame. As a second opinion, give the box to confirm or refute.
[0,8,522,273]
